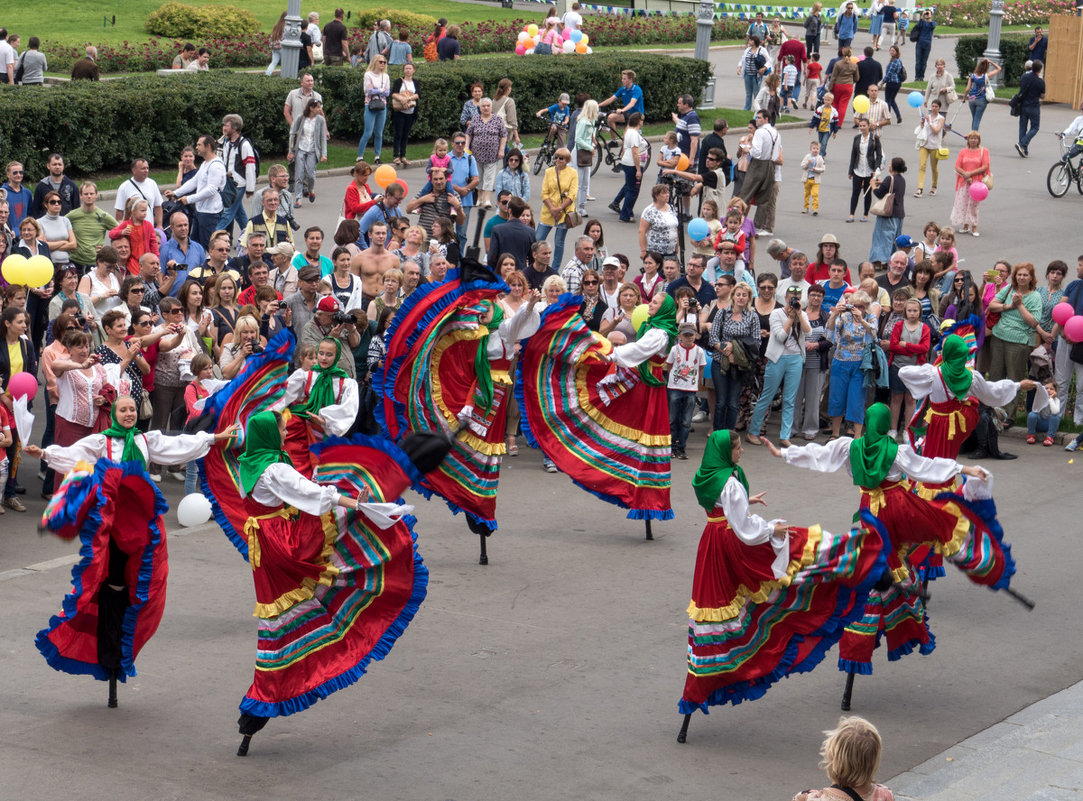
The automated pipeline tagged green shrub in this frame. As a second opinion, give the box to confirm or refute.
[145,2,261,39]
[0,73,283,178]
[352,8,439,33]
[954,34,1031,87]
[309,53,713,142]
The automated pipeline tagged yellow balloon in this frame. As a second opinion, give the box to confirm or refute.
[1,253,28,285]
[852,95,870,114]
[527,23,539,37]
[630,303,650,332]
[24,254,56,289]
[580,34,589,46]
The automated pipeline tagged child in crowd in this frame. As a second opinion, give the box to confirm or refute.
[182,353,223,495]
[781,55,799,111]
[535,93,571,147]
[297,343,318,371]
[813,91,839,157]
[657,131,681,181]
[897,11,910,46]
[803,53,823,109]
[716,209,749,273]
[665,322,707,460]
[317,277,334,299]
[801,140,826,215]
[727,198,757,271]
[793,717,895,801]
[933,226,960,293]
[0,404,11,512]
[428,138,451,176]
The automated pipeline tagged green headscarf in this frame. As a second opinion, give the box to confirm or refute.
[237,411,293,495]
[293,338,350,417]
[101,402,144,465]
[473,301,506,411]
[849,403,899,488]
[938,334,974,400]
[635,294,679,385]
[692,430,750,511]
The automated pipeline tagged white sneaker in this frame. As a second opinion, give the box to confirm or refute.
[691,410,708,423]
[887,429,897,439]
[168,469,186,482]
[757,229,772,237]
[148,472,162,482]
[544,461,558,473]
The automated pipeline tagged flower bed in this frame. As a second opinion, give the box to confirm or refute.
[42,14,746,73]
[932,0,1075,28]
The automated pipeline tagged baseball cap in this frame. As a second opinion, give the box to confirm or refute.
[602,256,621,269]
[679,322,698,334]
[895,234,915,248]
[267,242,296,258]
[316,296,341,313]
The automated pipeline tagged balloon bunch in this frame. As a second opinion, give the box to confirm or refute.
[1052,303,1083,343]
[373,164,408,195]
[1,253,55,289]
[513,23,592,55]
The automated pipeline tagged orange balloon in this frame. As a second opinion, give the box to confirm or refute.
[373,164,398,189]
[575,41,588,54]
[676,154,690,172]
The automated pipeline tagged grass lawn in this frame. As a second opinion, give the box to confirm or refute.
[901,78,1016,99]
[8,0,540,47]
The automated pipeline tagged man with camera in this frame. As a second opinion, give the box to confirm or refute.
[160,211,205,296]
[300,296,360,378]
[241,189,294,251]
[775,251,812,306]
[251,165,297,225]
[660,147,729,218]
[284,265,321,333]
[166,135,226,250]
[666,254,715,307]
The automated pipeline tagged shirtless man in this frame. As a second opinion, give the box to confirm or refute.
[351,220,400,307]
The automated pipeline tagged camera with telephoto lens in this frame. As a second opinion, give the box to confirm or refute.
[660,172,693,197]
[75,314,87,328]
[250,343,264,354]
[284,211,301,232]
[789,296,801,310]
[331,310,353,326]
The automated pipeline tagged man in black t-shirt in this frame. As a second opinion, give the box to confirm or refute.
[322,9,349,66]
[298,30,313,70]
[697,118,729,173]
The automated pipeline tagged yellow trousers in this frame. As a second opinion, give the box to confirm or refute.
[803,179,820,211]
[918,146,939,191]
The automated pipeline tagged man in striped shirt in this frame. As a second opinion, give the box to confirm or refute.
[672,94,702,166]
[864,84,892,137]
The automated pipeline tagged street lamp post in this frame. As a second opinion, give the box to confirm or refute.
[280,0,303,79]
[695,1,716,107]
[983,0,1005,89]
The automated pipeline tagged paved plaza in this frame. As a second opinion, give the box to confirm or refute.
[2,29,1082,801]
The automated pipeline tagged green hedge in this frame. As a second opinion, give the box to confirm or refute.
[145,2,261,38]
[309,53,713,142]
[954,35,1031,87]
[0,54,711,177]
[0,73,284,178]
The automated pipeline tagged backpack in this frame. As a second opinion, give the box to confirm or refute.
[898,62,908,83]
[1008,92,1023,117]
[232,136,261,180]
[909,24,921,42]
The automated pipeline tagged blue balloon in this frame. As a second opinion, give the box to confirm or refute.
[570,29,583,42]
[688,217,710,241]
[908,90,924,108]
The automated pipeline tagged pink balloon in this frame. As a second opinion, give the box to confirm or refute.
[968,181,989,202]
[1052,302,1075,327]
[7,371,37,401]
[1065,315,1083,343]
[515,44,526,55]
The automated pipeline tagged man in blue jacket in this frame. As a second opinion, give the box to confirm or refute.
[912,9,937,80]
[836,3,859,49]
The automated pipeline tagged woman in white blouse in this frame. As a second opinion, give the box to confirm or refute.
[48,330,109,470]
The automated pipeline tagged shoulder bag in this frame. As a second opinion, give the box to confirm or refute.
[869,175,894,217]
[555,168,581,228]
[981,148,994,190]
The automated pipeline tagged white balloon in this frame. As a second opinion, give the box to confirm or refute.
[586,46,593,54]
[563,40,576,53]
[518,31,530,43]
[177,492,213,527]
[525,48,535,55]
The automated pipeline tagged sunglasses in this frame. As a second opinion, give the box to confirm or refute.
[582,280,599,285]
[47,199,61,205]
[129,287,145,293]
[135,320,152,326]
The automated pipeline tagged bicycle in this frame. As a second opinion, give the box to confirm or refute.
[532,123,568,176]
[591,118,651,176]
[1046,132,1083,198]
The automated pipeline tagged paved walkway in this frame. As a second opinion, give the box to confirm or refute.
[890,679,1083,801]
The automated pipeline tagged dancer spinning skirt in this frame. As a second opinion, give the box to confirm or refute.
[27,396,234,706]
[679,431,884,723]
[901,331,1034,578]
[204,402,430,753]
[378,263,538,531]
[516,292,677,521]
[269,337,359,474]
[765,404,1015,673]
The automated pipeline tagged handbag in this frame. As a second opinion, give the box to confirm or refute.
[914,122,928,150]
[139,392,153,420]
[936,146,950,160]
[577,148,593,168]
[368,96,386,112]
[869,176,894,217]
[984,83,995,102]
[555,167,581,227]
[982,172,994,190]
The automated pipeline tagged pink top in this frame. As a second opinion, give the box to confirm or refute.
[954,145,990,192]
